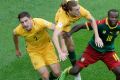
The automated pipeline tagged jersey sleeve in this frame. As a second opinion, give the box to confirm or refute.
[80,5,92,20]
[13,25,23,36]
[41,19,53,29]
[34,18,53,29]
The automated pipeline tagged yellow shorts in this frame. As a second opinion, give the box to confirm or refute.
[28,44,59,70]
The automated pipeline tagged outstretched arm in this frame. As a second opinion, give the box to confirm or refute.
[52,28,68,61]
[48,24,55,30]
[13,33,21,57]
[70,24,87,35]
[63,24,87,38]
[88,17,104,48]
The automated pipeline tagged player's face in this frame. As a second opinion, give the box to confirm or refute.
[20,17,33,31]
[69,5,80,17]
[108,12,119,27]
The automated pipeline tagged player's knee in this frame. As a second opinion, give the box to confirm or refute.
[41,72,50,80]
[113,66,120,76]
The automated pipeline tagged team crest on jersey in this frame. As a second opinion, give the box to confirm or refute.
[58,22,63,28]
[102,30,106,34]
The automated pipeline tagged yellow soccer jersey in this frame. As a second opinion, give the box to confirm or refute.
[14,18,53,51]
[55,5,92,32]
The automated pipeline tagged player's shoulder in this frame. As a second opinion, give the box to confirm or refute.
[56,7,67,16]
[79,5,91,16]
[96,18,106,25]
[33,18,48,25]
[14,24,23,30]
[79,5,89,11]
[33,18,44,22]
[13,24,24,35]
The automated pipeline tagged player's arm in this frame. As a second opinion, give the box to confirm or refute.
[88,17,99,38]
[63,24,87,38]
[52,28,68,61]
[13,31,21,57]
[70,24,87,35]
[80,6,103,47]
[49,23,55,30]
[37,18,55,30]
[88,17,104,48]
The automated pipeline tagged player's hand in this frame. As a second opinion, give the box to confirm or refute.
[16,50,22,58]
[59,51,68,61]
[95,36,104,48]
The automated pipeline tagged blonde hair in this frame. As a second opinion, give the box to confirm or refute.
[62,0,78,5]
[61,0,78,12]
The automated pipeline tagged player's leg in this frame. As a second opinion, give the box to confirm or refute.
[102,51,120,80]
[62,32,76,66]
[112,66,120,80]
[38,67,50,80]
[69,45,100,75]
[59,34,68,53]
[44,44,60,80]
[28,51,49,80]
[59,45,100,80]
[49,63,61,80]
[62,32,80,80]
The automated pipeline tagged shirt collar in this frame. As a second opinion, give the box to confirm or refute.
[105,18,118,29]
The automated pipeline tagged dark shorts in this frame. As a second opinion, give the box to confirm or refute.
[76,45,120,70]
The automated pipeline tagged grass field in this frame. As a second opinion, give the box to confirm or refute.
[0,0,120,80]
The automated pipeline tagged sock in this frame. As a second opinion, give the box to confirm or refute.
[49,72,58,80]
[68,51,76,66]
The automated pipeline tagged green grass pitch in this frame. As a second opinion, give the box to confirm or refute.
[0,0,120,80]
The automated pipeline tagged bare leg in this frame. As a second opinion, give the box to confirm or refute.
[38,66,49,80]
[112,66,120,80]
[49,63,61,79]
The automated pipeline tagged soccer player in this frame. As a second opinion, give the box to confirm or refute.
[61,9,120,80]
[53,0,103,63]
[13,11,61,80]
[53,0,103,80]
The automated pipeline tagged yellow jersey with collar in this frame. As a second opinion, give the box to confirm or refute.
[14,18,53,51]
[55,5,92,32]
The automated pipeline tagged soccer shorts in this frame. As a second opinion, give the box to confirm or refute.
[27,44,59,70]
[76,45,120,70]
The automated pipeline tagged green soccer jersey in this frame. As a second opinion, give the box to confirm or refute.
[86,18,120,53]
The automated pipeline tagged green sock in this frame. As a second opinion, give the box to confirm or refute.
[68,51,76,66]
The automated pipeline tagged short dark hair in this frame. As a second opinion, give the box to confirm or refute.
[108,9,119,17]
[18,11,31,20]
[61,0,78,12]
